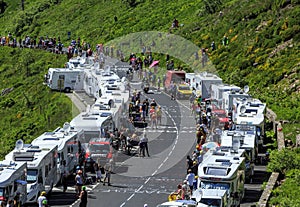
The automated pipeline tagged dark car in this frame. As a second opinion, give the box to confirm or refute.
[83,138,113,172]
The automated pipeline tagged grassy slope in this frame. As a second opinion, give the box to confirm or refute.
[0,0,300,204]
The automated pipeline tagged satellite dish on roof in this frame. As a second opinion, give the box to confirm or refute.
[244,85,249,93]
[240,105,247,114]
[63,122,70,131]
[15,139,24,151]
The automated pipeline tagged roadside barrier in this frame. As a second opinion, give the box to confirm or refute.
[257,109,284,207]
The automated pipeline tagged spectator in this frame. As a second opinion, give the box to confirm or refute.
[186,169,195,196]
[103,160,113,186]
[75,170,83,196]
[37,191,47,207]
[140,134,150,157]
[156,106,162,126]
[149,106,157,129]
[79,186,88,207]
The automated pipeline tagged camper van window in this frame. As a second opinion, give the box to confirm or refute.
[45,165,49,177]
[13,181,18,193]
[27,169,38,183]
[0,188,4,197]
[201,182,230,191]
[59,75,65,80]
[38,170,43,184]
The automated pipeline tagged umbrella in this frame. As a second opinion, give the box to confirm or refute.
[201,142,220,150]
[149,60,159,68]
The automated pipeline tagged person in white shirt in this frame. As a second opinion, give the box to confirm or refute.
[186,169,195,196]
[37,191,47,207]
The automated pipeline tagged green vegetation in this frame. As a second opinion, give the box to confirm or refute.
[0,47,72,158]
[0,0,300,204]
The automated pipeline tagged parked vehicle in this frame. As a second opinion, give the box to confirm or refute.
[197,152,245,207]
[5,141,58,204]
[31,123,85,181]
[83,138,113,172]
[0,160,27,206]
[164,70,186,93]
[176,84,193,99]
[45,68,84,92]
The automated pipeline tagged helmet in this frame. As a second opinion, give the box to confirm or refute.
[41,191,46,196]
[42,199,48,205]
[82,186,86,191]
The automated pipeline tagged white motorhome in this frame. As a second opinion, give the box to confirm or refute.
[221,91,250,118]
[31,123,85,181]
[45,68,84,92]
[219,132,255,183]
[197,153,245,207]
[210,84,240,108]
[5,143,58,203]
[0,160,27,206]
[80,65,121,99]
[232,98,266,144]
[70,111,115,142]
[194,72,223,100]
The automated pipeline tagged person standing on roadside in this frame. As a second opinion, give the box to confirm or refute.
[103,160,113,186]
[156,106,162,126]
[37,191,47,207]
[75,170,83,196]
[140,134,150,157]
[79,186,88,207]
[186,169,195,197]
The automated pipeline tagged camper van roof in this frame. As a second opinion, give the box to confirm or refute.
[70,112,112,131]
[0,160,27,186]
[220,131,255,151]
[198,153,245,180]
[5,145,57,169]
[31,127,83,151]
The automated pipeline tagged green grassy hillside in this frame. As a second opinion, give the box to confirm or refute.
[0,0,300,205]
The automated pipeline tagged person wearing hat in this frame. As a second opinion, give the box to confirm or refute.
[37,191,47,207]
[79,186,88,207]
[186,169,195,197]
[75,170,83,196]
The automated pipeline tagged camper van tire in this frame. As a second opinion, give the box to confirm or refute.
[64,87,71,93]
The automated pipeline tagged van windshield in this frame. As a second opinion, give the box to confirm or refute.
[201,182,230,191]
[27,169,38,183]
[200,198,221,207]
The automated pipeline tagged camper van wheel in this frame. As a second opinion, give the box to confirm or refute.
[64,87,71,93]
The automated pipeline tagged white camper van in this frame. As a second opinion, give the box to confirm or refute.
[0,160,27,206]
[210,84,241,108]
[45,68,84,92]
[197,153,245,207]
[232,98,266,144]
[70,111,115,142]
[31,123,85,182]
[193,72,223,100]
[222,91,250,118]
[5,142,58,203]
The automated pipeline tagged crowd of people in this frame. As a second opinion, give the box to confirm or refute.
[169,98,214,201]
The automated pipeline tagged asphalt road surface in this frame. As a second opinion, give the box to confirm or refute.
[48,79,269,207]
